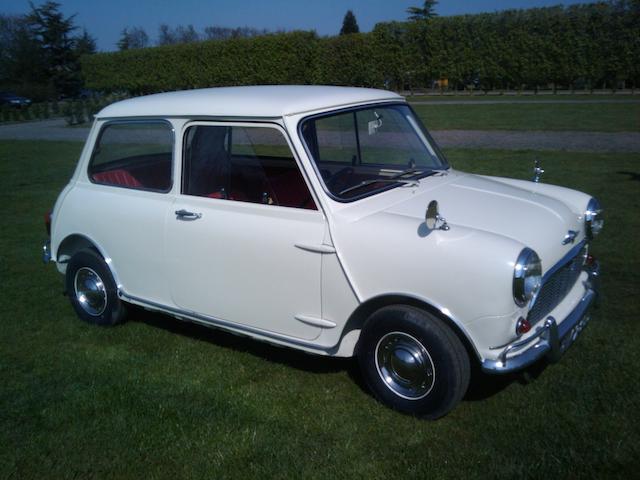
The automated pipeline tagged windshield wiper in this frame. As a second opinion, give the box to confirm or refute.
[389,168,422,179]
[338,178,419,196]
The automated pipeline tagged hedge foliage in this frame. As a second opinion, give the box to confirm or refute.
[82,2,640,94]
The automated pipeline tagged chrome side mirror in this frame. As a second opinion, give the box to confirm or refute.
[425,200,450,231]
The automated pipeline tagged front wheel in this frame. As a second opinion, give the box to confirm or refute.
[357,305,470,419]
[65,249,127,326]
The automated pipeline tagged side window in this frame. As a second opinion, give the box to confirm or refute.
[183,125,316,210]
[303,111,358,165]
[88,122,173,191]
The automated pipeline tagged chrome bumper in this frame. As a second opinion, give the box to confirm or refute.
[42,239,51,264]
[482,261,599,374]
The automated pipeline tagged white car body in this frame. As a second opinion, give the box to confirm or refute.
[45,85,600,378]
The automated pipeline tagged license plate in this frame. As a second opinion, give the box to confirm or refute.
[559,313,591,353]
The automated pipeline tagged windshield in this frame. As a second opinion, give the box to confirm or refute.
[300,104,448,201]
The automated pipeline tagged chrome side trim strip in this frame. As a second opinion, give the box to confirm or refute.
[119,291,335,352]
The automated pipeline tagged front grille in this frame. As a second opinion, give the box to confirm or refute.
[528,247,586,325]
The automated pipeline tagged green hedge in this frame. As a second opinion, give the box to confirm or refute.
[82,2,640,94]
[82,31,318,93]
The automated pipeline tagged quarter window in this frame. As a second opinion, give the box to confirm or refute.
[182,125,316,210]
[88,122,173,191]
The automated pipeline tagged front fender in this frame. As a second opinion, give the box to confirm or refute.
[333,212,524,328]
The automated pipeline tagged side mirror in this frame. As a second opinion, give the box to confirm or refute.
[425,200,450,231]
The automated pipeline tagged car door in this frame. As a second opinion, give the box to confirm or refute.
[164,121,327,341]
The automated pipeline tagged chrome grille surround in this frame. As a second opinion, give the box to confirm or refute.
[527,244,587,326]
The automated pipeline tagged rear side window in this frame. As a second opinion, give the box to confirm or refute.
[88,121,173,192]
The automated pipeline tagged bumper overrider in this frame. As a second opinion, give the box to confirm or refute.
[43,239,51,264]
[482,260,599,374]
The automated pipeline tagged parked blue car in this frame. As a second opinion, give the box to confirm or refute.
[0,92,32,108]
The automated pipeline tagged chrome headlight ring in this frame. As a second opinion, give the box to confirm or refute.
[585,197,603,239]
[513,248,542,308]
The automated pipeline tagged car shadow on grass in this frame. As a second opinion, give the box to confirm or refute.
[129,306,548,405]
[129,306,352,375]
[464,358,550,401]
[616,170,640,181]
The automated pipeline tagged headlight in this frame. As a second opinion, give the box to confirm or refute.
[585,197,603,239]
[513,248,542,307]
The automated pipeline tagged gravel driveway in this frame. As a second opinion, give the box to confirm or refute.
[1,118,638,152]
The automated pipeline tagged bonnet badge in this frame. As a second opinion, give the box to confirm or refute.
[532,158,544,183]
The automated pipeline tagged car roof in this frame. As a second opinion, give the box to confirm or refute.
[96,85,403,119]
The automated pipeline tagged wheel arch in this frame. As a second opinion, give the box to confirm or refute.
[55,234,121,288]
[337,294,480,363]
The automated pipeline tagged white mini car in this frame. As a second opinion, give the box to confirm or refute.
[43,86,601,418]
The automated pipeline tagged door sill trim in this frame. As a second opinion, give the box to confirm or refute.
[119,290,334,352]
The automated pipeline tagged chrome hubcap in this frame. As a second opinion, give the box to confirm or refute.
[375,332,435,400]
[74,267,107,316]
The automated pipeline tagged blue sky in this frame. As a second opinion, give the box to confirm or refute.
[2,0,596,51]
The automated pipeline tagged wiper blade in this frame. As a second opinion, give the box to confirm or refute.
[389,168,422,178]
[338,178,419,196]
[390,168,445,180]
[389,168,422,179]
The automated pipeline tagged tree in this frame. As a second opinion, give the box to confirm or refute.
[75,28,96,56]
[27,1,81,96]
[118,26,148,50]
[157,24,201,46]
[204,26,270,40]
[0,13,44,94]
[175,25,199,43]
[340,10,359,35]
[407,1,438,21]
[117,28,130,50]
[157,24,176,45]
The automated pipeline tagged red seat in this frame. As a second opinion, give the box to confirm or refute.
[93,169,142,188]
[268,171,316,210]
[206,189,249,202]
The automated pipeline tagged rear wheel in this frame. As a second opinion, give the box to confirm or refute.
[65,250,127,326]
[357,305,470,419]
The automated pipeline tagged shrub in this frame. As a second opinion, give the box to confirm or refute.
[80,3,639,93]
[73,101,85,124]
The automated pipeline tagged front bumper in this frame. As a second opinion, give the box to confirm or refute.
[481,261,599,374]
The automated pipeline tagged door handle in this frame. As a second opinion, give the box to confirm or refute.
[175,209,202,220]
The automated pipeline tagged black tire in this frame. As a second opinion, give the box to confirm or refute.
[357,305,470,419]
[65,249,127,326]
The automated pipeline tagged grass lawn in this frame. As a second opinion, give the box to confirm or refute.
[406,93,640,102]
[412,102,640,132]
[1,140,639,479]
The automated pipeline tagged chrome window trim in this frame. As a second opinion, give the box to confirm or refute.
[179,119,322,212]
[87,118,176,194]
